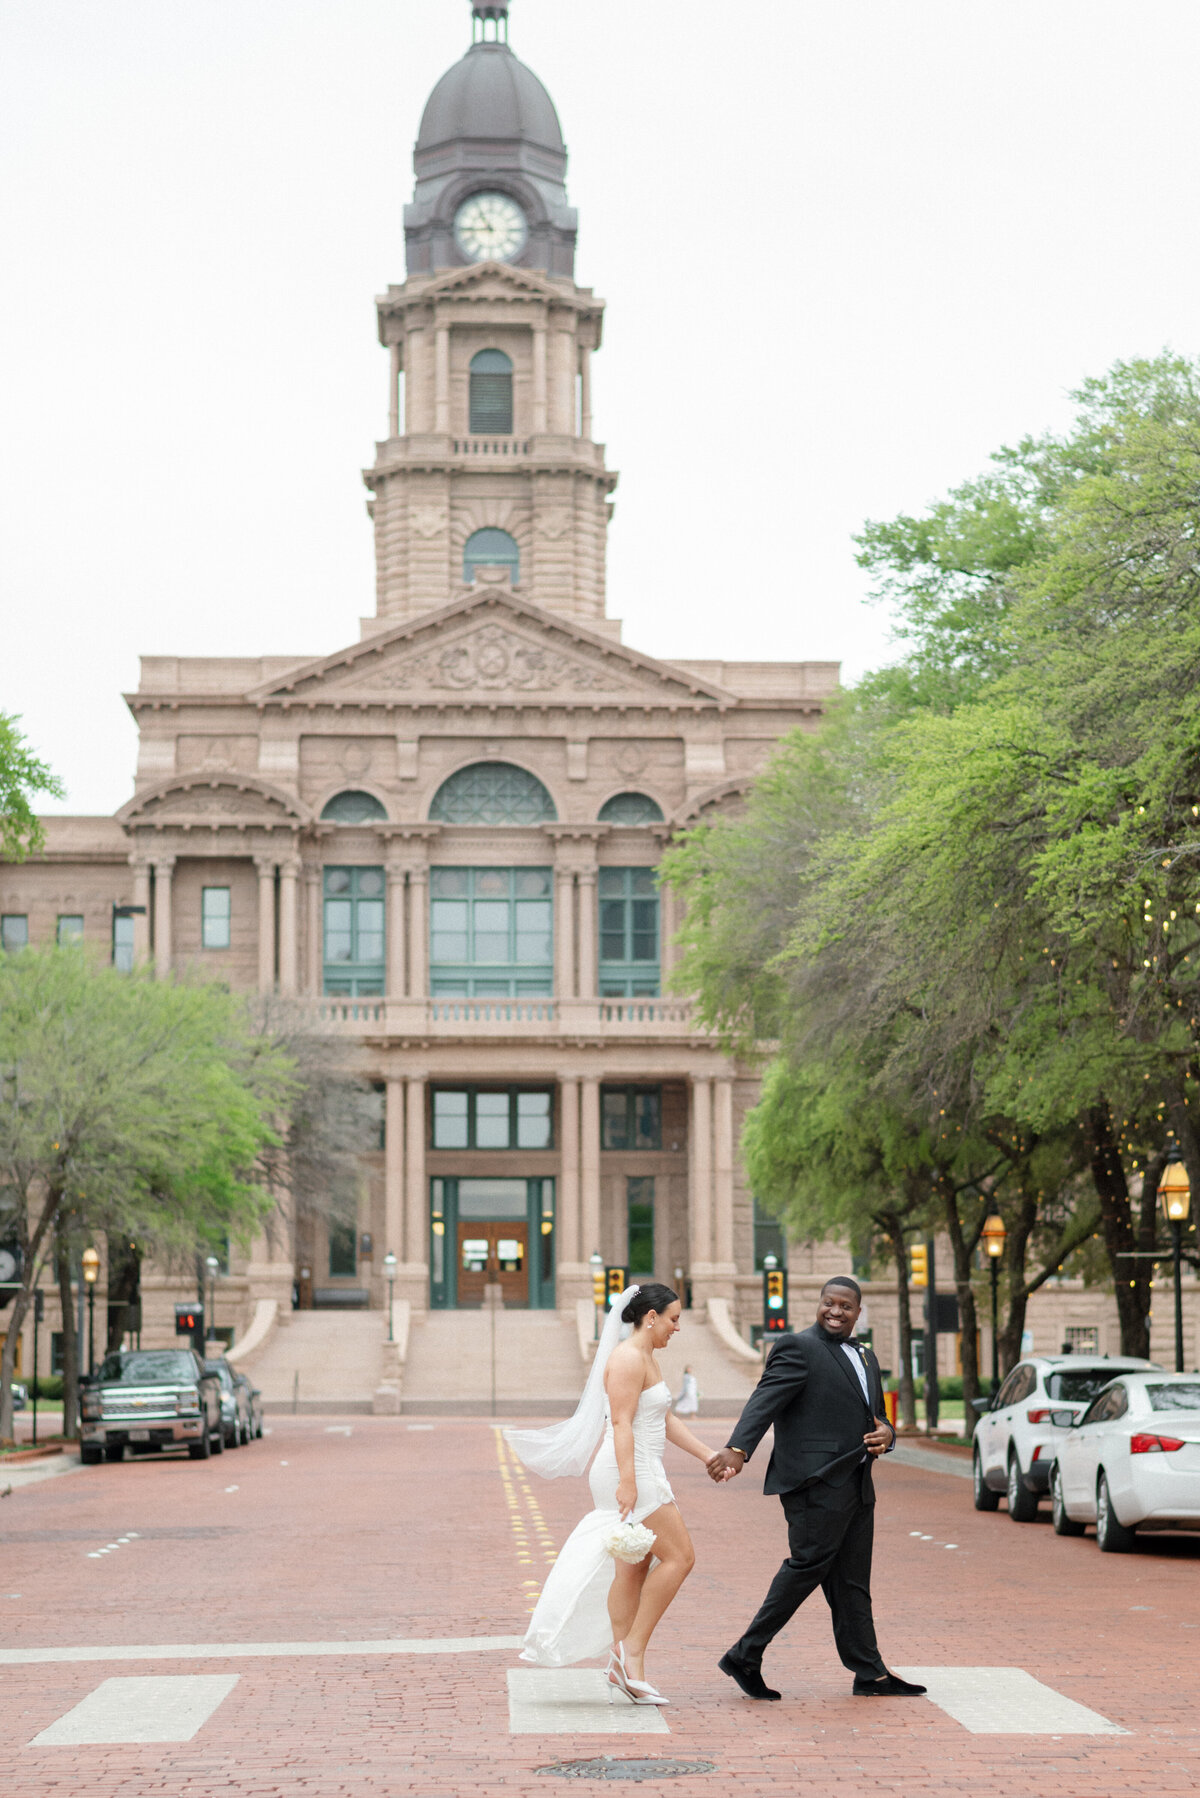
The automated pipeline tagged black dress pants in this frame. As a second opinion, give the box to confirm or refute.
[731,1480,887,1680]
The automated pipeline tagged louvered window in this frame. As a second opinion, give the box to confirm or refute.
[469,349,513,433]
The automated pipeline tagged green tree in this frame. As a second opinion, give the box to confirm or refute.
[0,714,63,861]
[0,949,294,1442]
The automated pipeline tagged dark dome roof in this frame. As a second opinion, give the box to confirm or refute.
[416,42,563,155]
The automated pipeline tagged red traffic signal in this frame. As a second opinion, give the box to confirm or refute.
[174,1303,203,1336]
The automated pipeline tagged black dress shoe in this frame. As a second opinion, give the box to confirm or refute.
[719,1651,781,1701]
[852,1673,928,1697]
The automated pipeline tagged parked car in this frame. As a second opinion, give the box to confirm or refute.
[972,1354,1159,1519]
[79,1348,222,1462]
[233,1370,263,1440]
[1049,1371,1200,1551]
[203,1357,253,1448]
[9,1381,27,1412]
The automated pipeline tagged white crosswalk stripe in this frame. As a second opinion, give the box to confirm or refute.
[30,1675,239,1746]
[507,1668,669,1735]
[896,1667,1126,1734]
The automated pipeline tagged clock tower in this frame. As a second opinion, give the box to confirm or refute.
[363,0,618,637]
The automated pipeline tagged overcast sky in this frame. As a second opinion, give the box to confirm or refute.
[5,0,1200,815]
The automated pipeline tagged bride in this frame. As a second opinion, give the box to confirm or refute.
[505,1283,728,1706]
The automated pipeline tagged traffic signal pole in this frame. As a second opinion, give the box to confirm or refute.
[924,1235,939,1433]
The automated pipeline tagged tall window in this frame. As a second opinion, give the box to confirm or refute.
[601,1087,662,1151]
[323,867,386,995]
[463,528,519,585]
[328,1221,357,1278]
[431,1088,553,1150]
[753,1196,787,1271]
[56,915,84,945]
[469,349,513,433]
[430,763,555,825]
[112,911,135,972]
[627,1176,655,1276]
[429,867,552,996]
[201,888,230,950]
[598,868,659,996]
[598,792,664,826]
[0,915,28,952]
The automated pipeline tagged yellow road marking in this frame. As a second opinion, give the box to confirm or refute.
[494,1430,559,1614]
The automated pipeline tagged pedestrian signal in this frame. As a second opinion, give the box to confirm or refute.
[763,1267,788,1333]
[174,1303,204,1351]
[909,1243,928,1288]
[606,1266,628,1304]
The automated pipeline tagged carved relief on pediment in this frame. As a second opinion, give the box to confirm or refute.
[138,784,294,821]
[177,736,259,774]
[349,623,625,695]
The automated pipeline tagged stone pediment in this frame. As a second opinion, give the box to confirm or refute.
[246,594,733,711]
[382,261,599,314]
[117,775,310,830]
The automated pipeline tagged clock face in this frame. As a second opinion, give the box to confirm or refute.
[0,1248,17,1284]
[454,191,528,264]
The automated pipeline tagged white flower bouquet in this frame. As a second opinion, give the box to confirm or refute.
[602,1519,657,1564]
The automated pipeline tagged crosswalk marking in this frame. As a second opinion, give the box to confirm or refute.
[30,1675,239,1746]
[507,1668,669,1736]
[896,1667,1126,1735]
[2,1634,524,1667]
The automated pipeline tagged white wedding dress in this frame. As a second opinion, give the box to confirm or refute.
[517,1380,675,1667]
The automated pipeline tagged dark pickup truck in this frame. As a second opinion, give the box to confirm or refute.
[79,1348,223,1463]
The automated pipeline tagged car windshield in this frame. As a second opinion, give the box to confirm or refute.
[1147,1383,1200,1413]
[1047,1369,1124,1404]
[203,1362,234,1389]
[97,1351,196,1385]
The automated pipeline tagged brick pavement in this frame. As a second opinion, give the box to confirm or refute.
[1,1415,1198,1796]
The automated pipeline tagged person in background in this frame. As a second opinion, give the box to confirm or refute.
[673,1365,699,1417]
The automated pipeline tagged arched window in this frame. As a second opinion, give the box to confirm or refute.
[430,762,556,825]
[598,792,664,826]
[469,349,513,434]
[320,790,388,823]
[463,527,519,585]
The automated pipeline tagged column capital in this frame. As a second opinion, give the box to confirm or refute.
[253,854,277,876]
[302,862,323,887]
[150,853,176,876]
[279,857,302,880]
[128,852,152,876]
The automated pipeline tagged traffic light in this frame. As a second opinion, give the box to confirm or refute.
[174,1303,204,1353]
[909,1243,928,1288]
[763,1265,788,1333]
[606,1266,628,1304]
[591,1263,607,1308]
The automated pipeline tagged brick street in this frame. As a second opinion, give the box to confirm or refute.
[2,1417,1198,1796]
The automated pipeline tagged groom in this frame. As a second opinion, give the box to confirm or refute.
[706,1276,926,1700]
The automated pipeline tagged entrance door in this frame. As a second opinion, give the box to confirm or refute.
[456,1221,529,1307]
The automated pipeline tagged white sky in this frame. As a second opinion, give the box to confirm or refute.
[5,0,1200,816]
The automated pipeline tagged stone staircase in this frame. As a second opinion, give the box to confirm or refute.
[253,1310,387,1414]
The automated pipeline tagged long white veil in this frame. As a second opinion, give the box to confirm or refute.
[503,1284,640,1478]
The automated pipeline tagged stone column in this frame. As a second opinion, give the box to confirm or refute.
[688,1075,714,1286]
[581,1076,601,1261]
[130,858,152,963]
[385,1077,404,1262]
[386,862,407,998]
[435,325,450,434]
[577,870,597,1001]
[554,867,575,999]
[408,865,429,999]
[404,1075,426,1267]
[278,858,300,997]
[388,342,402,438]
[579,346,592,439]
[532,325,548,434]
[304,865,322,995]
[151,856,175,979]
[558,1075,580,1265]
[713,1076,736,1272]
[255,857,276,994]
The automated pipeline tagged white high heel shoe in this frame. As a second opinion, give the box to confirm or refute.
[609,1640,670,1706]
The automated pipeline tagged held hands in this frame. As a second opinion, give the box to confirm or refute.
[705,1447,744,1484]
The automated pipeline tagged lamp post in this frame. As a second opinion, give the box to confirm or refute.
[205,1255,220,1353]
[81,1246,100,1376]
[383,1251,397,1341]
[589,1251,604,1341]
[1158,1151,1192,1374]
[981,1213,1007,1394]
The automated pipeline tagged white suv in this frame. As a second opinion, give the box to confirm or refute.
[973,1354,1159,1521]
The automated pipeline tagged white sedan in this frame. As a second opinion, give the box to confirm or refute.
[1049,1372,1200,1552]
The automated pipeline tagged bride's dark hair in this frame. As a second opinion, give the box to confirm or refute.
[622,1283,679,1326]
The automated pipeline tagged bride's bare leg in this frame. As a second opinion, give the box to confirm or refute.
[621,1505,694,1683]
[607,1557,650,1649]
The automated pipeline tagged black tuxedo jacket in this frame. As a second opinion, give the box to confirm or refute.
[727,1323,894,1500]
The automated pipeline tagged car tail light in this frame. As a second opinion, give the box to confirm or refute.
[1130,1433,1185,1454]
[1027,1409,1054,1423]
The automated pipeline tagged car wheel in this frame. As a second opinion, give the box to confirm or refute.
[103,1443,125,1463]
[211,1424,225,1454]
[973,1447,1001,1511]
[188,1432,211,1460]
[80,1445,102,1465]
[1096,1472,1137,1553]
[1051,1464,1085,1536]
[1006,1452,1039,1521]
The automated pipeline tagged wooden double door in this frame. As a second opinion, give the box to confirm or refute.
[456,1221,529,1307]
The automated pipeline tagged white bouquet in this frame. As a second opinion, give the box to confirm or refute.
[602,1519,657,1564]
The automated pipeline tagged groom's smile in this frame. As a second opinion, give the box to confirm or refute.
[815,1284,861,1339]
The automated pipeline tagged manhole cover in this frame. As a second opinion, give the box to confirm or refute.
[538,1759,716,1782]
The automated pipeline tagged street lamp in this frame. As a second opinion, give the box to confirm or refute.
[589,1251,604,1341]
[1158,1151,1191,1374]
[205,1255,220,1352]
[981,1213,1007,1394]
[383,1251,397,1340]
[80,1246,100,1376]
